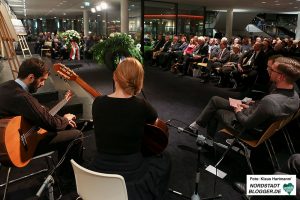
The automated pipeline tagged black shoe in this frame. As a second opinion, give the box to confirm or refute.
[233,182,246,193]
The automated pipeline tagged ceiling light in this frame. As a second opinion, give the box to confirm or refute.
[275,3,280,5]
[91,7,96,13]
[9,4,23,7]
[84,2,90,6]
[100,1,108,10]
[80,6,84,8]
[96,5,102,11]
[261,1,266,3]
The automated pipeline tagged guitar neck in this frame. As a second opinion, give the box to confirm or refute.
[75,77,101,98]
[49,98,68,116]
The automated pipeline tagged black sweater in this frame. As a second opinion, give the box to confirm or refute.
[92,95,157,155]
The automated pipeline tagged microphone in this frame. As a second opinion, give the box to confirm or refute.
[36,175,54,197]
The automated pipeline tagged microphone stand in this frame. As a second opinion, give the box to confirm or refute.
[36,121,90,199]
[166,119,222,200]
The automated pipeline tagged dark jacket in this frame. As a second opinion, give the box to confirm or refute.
[0,80,68,131]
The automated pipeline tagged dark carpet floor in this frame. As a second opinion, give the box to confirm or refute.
[0,59,299,200]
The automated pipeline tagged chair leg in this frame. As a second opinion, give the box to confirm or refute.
[2,167,11,200]
[236,141,254,174]
[282,128,296,155]
[264,140,279,171]
[215,138,238,168]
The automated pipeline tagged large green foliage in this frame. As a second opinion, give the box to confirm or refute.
[92,32,143,71]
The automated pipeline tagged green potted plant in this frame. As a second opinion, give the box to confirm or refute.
[92,32,143,71]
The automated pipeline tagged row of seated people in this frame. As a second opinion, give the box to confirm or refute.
[148,34,300,95]
[34,32,102,60]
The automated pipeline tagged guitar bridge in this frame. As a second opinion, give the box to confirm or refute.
[19,129,28,151]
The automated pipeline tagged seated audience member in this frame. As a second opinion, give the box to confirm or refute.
[240,37,252,54]
[186,56,300,145]
[170,36,188,62]
[0,58,83,180]
[159,35,181,70]
[179,36,208,76]
[262,39,274,59]
[234,154,300,199]
[205,39,230,75]
[84,35,96,59]
[233,41,267,91]
[51,38,62,59]
[208,38,220,59]
[89,57,171,200]
[152,35,171,67]
[218,44,242,87]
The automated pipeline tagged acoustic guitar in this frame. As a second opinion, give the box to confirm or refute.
[53,63,169,155]
[0,91,72,167]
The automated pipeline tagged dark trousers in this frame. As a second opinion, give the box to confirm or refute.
[195,96,237,138]
[35,129,83,176]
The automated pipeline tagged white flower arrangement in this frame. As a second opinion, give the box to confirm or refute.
[62,30,81,50]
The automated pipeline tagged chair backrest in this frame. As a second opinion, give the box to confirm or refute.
[243,114,294,147]
[291,107,300,121]
[70,159,128,200]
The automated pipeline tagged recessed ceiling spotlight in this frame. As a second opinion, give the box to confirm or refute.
[294,6,299,8]
[274,0,279,2]
[275,3,280,5]
[261,1,267,3]
[80,6,84,8]
[289,2,293,4]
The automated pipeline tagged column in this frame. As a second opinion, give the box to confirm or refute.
[83,9,89,37]
[121,0,129,33]
[225,8,233,39]
[296,13,300,40]
[71,20,74,30]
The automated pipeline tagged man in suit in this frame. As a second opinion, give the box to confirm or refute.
[0,58,83,181]
[233,41,268,91]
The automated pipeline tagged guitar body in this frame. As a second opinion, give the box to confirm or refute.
[0,116,47,167]
[142,119,169,156]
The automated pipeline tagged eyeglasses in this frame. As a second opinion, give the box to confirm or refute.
[267,67,282,75]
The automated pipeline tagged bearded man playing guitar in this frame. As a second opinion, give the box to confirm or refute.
[0,58,83,183]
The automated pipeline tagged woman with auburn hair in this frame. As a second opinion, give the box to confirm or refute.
[90,57,171,200]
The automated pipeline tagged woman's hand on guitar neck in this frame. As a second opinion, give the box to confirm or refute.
[64,113,77,128]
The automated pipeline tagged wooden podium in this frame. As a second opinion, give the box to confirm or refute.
[0,5,20,79]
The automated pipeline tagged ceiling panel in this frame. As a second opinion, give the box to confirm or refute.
[5,0,300,18]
